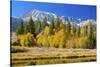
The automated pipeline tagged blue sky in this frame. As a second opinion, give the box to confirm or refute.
[11,1,96,20]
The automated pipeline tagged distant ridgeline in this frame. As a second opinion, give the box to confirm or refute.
[11,9,96,49]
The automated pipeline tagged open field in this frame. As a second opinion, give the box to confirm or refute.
[11,46,96,66]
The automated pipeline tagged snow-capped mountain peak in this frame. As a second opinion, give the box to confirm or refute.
[22,9,57,22]
[79,19,96,27]
[11,9,96,32]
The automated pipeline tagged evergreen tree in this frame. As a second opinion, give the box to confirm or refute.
[88,21,93,36]
[50,16,55,29]
[71,26,76,36]
[66,22,71,35]
[55,16,60,30]
[49,16,55,34]
[41,16,48,30]
[25,16,35,35]
[76,26,80,37]
[87,21,94,48]
[84,25,88,36]
[16,19,24,35]
[59,20,65,30]
[34,17,41,34]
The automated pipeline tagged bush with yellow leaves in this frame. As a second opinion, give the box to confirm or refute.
[19,33,36,47]
[36,26,50,47]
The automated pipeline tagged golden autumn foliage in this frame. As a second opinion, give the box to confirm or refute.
[19,33,36,47]
[36,26,50,47]
[36,24,96,49]
[53,29,67,48]
[14,17,96,49]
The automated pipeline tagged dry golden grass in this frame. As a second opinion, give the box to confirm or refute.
[11,46,96,66]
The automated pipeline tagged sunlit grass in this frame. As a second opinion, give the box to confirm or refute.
[11,46,96,66]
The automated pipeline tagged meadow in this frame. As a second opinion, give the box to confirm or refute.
[11,46,96,66]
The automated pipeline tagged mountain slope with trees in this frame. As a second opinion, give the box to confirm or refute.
[11,14,96,49]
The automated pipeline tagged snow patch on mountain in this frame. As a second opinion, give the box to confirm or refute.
[22,9,57,22]
[79,19,96,27]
